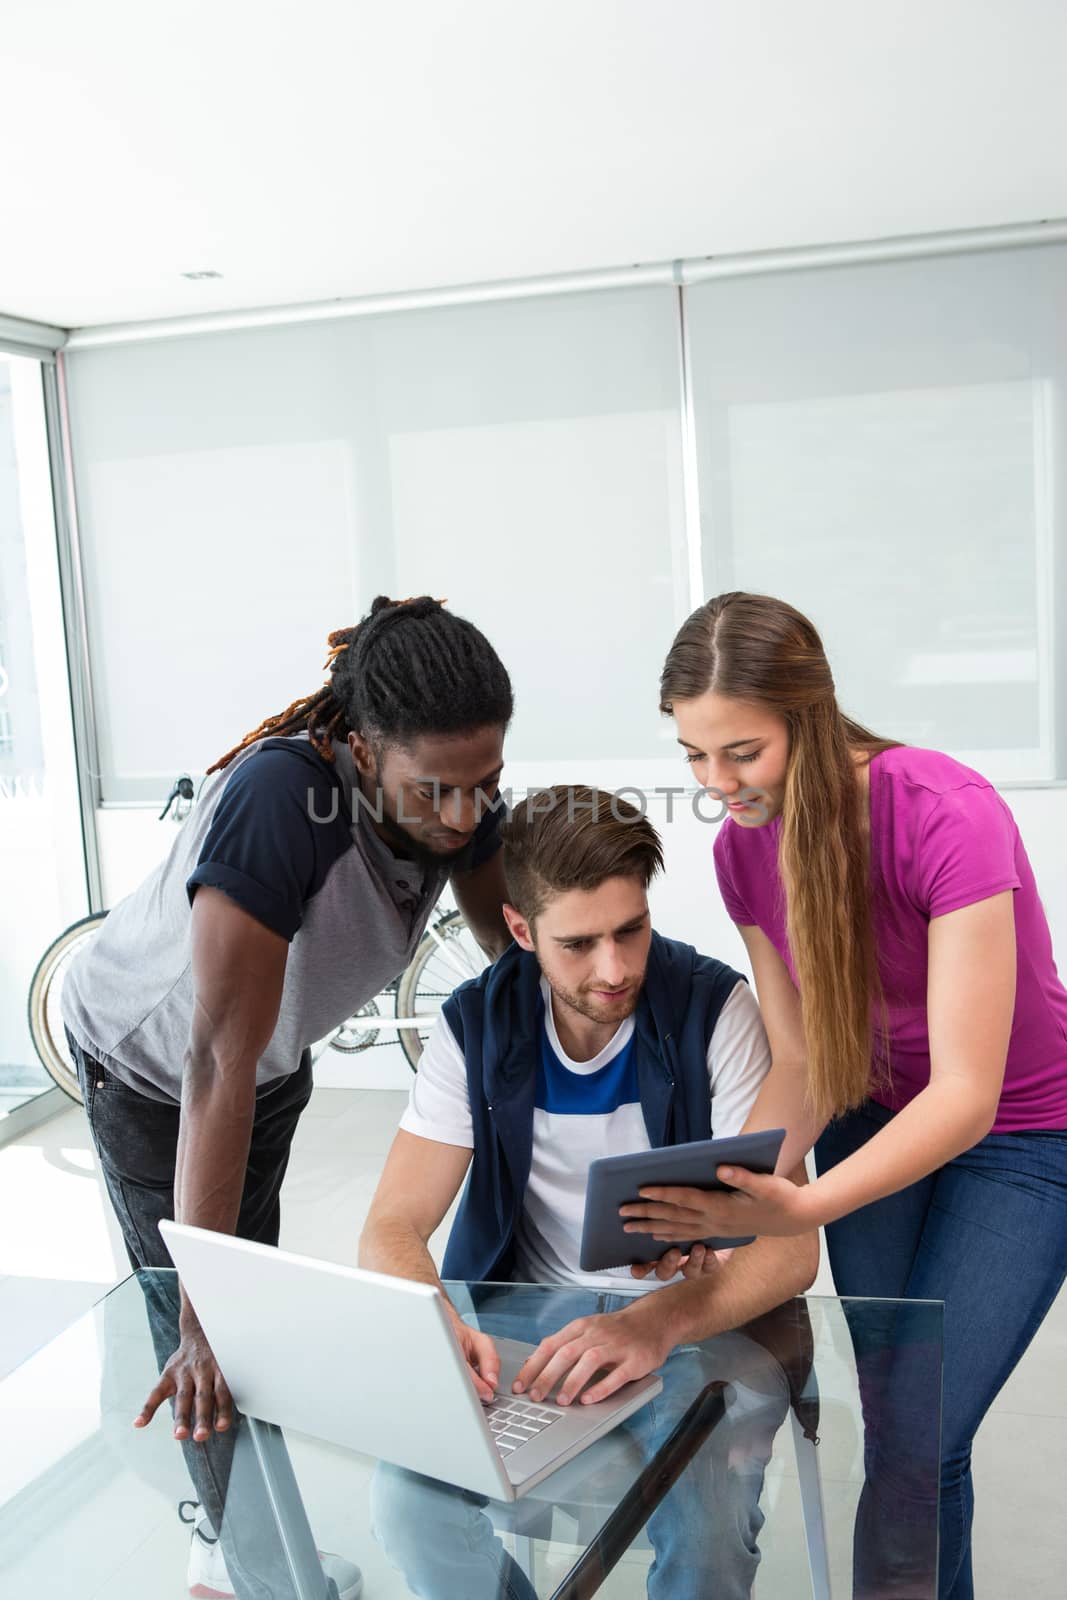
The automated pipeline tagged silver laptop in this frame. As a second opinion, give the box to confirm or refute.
[160,1221,662,1501]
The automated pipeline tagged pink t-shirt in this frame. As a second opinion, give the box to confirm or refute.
[713,746,1067,1132]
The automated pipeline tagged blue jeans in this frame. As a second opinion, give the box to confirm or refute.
[370,1287,791,1600]
[816,1100,1067,1600]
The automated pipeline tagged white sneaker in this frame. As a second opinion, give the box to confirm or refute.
[182,1500,363,1599]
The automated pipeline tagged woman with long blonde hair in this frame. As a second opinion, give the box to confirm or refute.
[625,591,1067,1600]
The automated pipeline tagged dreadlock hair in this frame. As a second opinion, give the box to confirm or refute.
[207,596,514,773]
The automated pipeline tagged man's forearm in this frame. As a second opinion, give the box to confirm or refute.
[359,1216,461,1318]
[451,855,512,961]
[173,1053,257,1326]
[640,1231,819,1348]
[463,906,511,962]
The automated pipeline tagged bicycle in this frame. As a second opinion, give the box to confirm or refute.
[27,776,492,1103]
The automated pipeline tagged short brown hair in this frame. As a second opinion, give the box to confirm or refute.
[501,785,664,924]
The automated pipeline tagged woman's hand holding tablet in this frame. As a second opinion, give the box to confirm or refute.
[621,1167,816,1242]
[579,1128,786,1274]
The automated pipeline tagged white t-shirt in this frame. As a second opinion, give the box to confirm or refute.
[399,977,771,1293]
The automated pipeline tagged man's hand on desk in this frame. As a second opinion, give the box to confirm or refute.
[133,1309,233,1443]
[511,1297,673,1409]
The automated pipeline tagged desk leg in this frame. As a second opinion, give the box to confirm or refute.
[548,1381,730,1600]
[246,1417,337,1600]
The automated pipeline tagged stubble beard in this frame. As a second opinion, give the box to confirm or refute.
[541,968,645,1028]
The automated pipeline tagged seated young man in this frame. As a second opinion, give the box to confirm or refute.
[360,785,818,1600]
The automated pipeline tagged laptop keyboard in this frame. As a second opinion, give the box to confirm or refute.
[485,1397,565,1456]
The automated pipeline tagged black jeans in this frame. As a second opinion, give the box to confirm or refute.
[71,1036,312,1273]
[69,1031,330,1600]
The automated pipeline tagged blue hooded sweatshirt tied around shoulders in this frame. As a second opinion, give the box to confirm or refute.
[439,931,745,1284]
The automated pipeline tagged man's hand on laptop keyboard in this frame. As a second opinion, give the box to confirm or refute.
[511,1298,673,1408]
[447,1311,501,1404]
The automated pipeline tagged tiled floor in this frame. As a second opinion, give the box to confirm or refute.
[1,1070,1064,1597]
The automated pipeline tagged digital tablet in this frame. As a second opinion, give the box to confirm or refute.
[579,1127,787,1273]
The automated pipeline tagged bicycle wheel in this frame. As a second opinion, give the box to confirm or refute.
[329,1000,382,1053]
[27,911,109,1103]
[395,909,491,1070]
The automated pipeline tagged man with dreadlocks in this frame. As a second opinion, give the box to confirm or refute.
[62,596,514,1600]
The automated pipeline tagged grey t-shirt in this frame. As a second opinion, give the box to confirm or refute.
[62,735,501,1103]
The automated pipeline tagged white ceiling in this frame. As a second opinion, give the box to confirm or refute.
[4,0,1067,332]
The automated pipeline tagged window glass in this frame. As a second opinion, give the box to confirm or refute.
[0,357,87,1117]
[65,288,689,801]
[687,245,1066,780]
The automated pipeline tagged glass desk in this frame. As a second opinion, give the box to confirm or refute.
[0,1272,942,1599]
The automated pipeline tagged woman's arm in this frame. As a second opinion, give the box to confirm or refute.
[797,889,1014,1227]
[622,893,1016,1239]
[733,924,825,1175]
